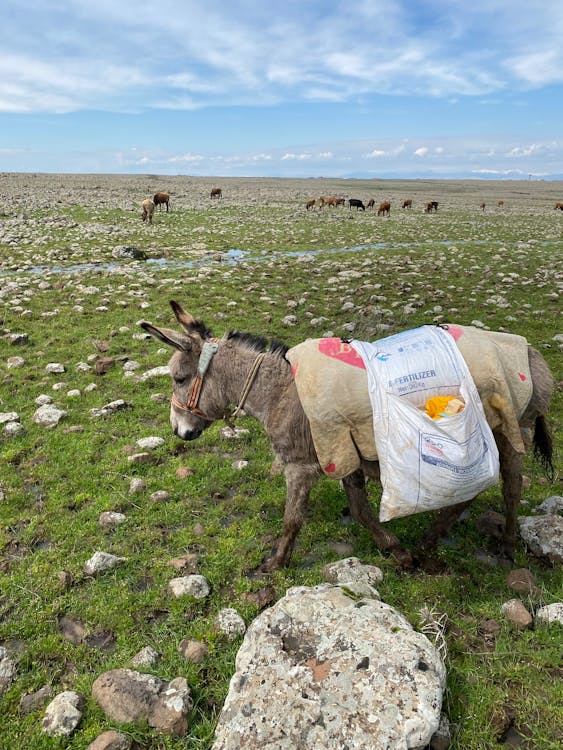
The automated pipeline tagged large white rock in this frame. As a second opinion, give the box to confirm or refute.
[212,584,446,750]
[42,690,83,736]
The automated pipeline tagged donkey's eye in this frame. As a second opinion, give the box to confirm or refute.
[174,376,187,385]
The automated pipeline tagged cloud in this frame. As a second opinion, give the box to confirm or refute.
[414,147,429,157]
[2,1,563,113]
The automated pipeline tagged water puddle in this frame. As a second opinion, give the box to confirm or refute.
[1,239,560,278]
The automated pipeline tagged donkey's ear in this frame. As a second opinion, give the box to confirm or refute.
[139,321,192,351]
[170,300,198,332]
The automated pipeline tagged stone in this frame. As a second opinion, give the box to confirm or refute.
[99,511,127,531]
[430,713,451,750]
[214,608,246,639]
[46,362,65,373]
[321,557,384,587]
[151,490,171,502]
[33,404,67,427]
[7,356,25,367]
[519,515,563,564]
[169,575,210,599]
[167,553,199,572]
[534,603,563,625]
[87,729,132,750]
[128,452,155,464]
[138,365,171,381]
[91,669,192,736]
[19,685,53,715]
[42,690,83,736]
[0,413,20,426]
[84,551,126,575]
[90,399,132,418]
[95,357,115,375]
[4,421,24,436]
[178,639,209,663]
[501,599,533,629]
[535,495,563,515]
[211,584,445,750]
[232,459,248,470]
[506,569,536,594]
[136,436,165,450]
[129,478,147,493]
[131,646,160,667]
[0,646,16,694]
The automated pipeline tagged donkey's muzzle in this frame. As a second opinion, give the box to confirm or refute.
[174,426,202,441]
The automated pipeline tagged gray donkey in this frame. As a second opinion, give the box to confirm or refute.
[141,301,553,571]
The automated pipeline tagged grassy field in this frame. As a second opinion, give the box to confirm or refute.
[1,174,562,749]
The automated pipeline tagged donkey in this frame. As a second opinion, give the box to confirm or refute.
[140,302,553,571]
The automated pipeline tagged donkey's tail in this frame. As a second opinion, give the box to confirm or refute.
[533,415,554,481]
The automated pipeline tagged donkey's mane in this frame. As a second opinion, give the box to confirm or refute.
[225,330,289,358]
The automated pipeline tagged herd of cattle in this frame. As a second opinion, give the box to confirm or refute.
[140,189,563,224]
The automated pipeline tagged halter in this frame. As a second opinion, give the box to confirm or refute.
[171,338,266,423]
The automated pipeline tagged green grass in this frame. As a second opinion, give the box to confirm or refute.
[1,175,562,749]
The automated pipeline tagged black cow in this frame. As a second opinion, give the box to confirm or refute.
[349,199,365,211]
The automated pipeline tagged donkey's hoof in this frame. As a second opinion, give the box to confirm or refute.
[390,546,414,570]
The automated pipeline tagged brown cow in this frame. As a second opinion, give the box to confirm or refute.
[401,199,412,209]
[497,200,505,208]
[554,201,563,210]
[377,200,391,216]
[325,196,345,207]
[305,199,316,210]
[480,202,486,212]
[210,187,222,199]
[317,196,326,208]
[141,199,155,224]
[153,192,170,212]
[425,201,439,213]
[366,198,375,209]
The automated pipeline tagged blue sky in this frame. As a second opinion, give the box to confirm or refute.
[1,1,563,178]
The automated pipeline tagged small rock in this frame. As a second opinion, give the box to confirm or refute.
[176,466,194,479]
[534,602,563,625]
[214,608,246,639]
[136,436,165,450]
[84,551,126,576]
[151,490,170,502]
[99,511,127,531]
[4,421,24,436]
[95,357,115,375]
[33,404,67,428]
[128,452,156,465]
[178,639,209,663]
[322,557,384,586]
[501,599,533,629]
[46,362,65,374]
[42,690,83,736]
[130,646,160,667]
[87,729,132,750]
[6,356,25,368]
[535,495,563,515]
[232,459,248,470]
[506,568,537,594]
[0,646,16,694]
[519,515,563,564]
[167,553,199,572]
[0,411,20,424]
[129,478,147,494]
[169,575,210,599]
[19,685,53,715]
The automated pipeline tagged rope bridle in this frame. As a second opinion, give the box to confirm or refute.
[171,338,266,424]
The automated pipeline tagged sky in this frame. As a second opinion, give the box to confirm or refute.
[1,1,563,179]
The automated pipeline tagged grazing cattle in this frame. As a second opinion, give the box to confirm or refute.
[141,302,554,571]
[480,202,486,212]
[377,200,391,216]
[153,192,170,212]
[554,202,563,210]
[141,199,155,224]
[402,199,412,209]
[425,201,439,213]
[497,200,505,208]
[325,196,345,207]
[210,187,222,199]
[305,199,316,210]
[348,198,365,211]
[366,199,375,209]
[316,196,326,208]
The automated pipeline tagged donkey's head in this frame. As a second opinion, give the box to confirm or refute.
[140,301,220,441]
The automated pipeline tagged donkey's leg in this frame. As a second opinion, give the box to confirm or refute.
[419,499,473,553]
[342,469,413,567]
[263,463,318,571]
[495,432,523,560]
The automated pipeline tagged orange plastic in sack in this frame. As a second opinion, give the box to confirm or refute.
[424,395,465,419]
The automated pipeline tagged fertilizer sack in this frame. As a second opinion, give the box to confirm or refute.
[352,326,499,521]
